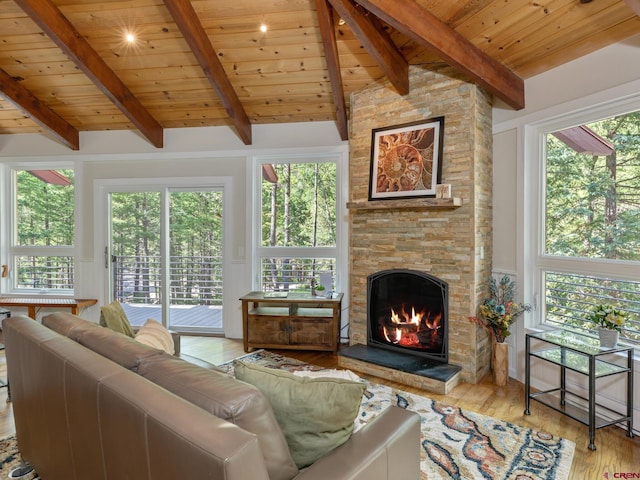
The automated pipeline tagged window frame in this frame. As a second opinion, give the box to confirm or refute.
[2,163,76,296]
[252,152,348,294]
[94,176,232,333]
[526,97,640,340]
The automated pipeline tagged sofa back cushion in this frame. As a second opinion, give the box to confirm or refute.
[42,311,100,339]
[43,312,163,371]
[138,354,298,480]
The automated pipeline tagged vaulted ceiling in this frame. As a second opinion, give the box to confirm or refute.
[1,0,639,150]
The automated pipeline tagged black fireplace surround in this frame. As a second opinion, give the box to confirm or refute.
[367,269,448,364]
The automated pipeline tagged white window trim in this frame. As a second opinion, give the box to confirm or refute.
[1,162,76,296]
[251,151,349,294]
[94,176,232,330]
[524,94,640,331]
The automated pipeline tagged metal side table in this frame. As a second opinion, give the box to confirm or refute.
[525,329,634,450]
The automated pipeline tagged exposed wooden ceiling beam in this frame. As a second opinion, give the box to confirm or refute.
[355,0,525,110]
[328,0,409,95]
[316,0,349,140]
[14,0,164,148]
[624,0,640,16]
[0,67,79,150]
[163,0,252,145]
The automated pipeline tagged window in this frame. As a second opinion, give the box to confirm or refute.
[8,168,75,293]
[255,156,343,293]
[538,110,640,343]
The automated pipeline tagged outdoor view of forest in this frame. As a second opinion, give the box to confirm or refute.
[110,190,224,308]
[260,162,337,293]
[13,161,338,303]
[545,110,640,341]
[15,169,74,291]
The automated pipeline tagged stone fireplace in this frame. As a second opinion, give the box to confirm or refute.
[340,65,493,392]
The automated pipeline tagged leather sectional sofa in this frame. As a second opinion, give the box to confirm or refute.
[4,312,421,480]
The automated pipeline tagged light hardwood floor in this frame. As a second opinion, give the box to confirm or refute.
[1,335,638,479]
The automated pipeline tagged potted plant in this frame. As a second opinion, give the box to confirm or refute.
[471,275,531,386]
[310,278,325,297]
[588,304,626,348]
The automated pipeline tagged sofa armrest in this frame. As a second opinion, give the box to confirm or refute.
[293,406,420,480]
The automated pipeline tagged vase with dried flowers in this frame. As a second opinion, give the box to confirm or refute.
[471,275,531,386]
[472,275,532,343]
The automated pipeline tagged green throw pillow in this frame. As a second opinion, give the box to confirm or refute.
[100,300,135,338]
[234,360,365,468]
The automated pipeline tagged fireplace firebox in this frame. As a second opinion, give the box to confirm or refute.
[367,269,448,363]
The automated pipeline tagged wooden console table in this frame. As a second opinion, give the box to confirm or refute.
[0,297,97,319]
[240,291,343,354]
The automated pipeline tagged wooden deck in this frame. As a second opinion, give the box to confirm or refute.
[121,303,223,331]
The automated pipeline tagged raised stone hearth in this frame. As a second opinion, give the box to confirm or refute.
[339,344,461,395]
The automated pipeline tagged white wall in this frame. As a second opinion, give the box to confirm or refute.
[0,122,348,338]
[493,34,640,129]
[492,34,640,432]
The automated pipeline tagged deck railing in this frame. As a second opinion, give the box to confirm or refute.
[260,256,336,293]
[545,271,640,343]
[112,255,223,306]
[16,255,74,291]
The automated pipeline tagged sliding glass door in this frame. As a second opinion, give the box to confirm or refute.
[167,189,224,332]
[107,188,224,334]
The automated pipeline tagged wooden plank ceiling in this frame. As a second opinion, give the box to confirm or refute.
[0,0,639,149]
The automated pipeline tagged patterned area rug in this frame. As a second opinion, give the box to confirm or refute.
[0,436,39,480]
[222,350,575,480]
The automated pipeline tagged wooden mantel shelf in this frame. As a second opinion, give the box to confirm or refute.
[347,197,462,210]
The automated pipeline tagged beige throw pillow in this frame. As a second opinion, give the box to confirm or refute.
[234,360,365,468]
[135,319,175,355]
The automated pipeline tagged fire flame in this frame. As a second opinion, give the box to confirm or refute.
[382,305,441,347]
[390,305,421,325]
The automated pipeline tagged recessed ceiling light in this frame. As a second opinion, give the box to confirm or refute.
[125,32,136,43]
[259,23,268,33]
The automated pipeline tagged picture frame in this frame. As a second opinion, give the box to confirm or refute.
[368,116,444,200]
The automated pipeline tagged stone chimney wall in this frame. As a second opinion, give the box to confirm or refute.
[348,66,493,383]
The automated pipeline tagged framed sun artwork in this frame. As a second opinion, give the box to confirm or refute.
[368,116,445,200]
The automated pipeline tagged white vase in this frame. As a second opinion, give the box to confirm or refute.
[598,327,619,348]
